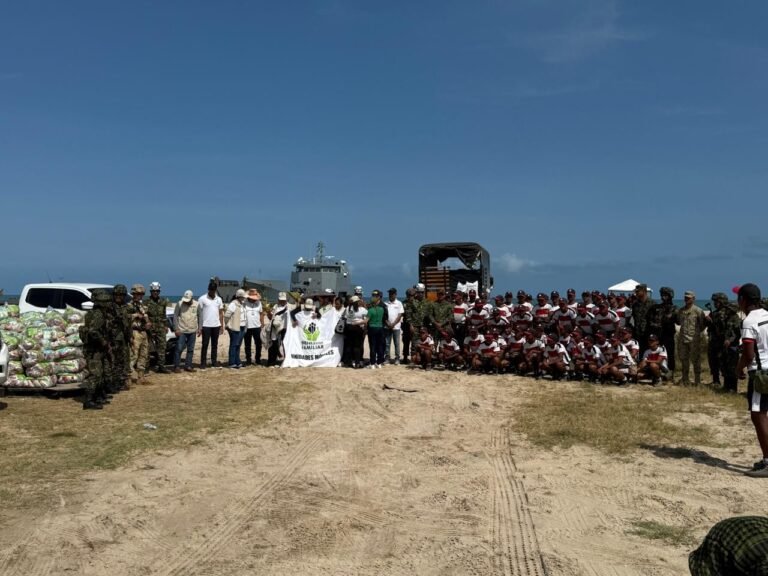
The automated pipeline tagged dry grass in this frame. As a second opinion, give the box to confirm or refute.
[627,519,697,547]
[0,369,307,512]
[511,382,743,454]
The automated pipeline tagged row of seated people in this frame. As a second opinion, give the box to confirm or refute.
[410,325,670,385]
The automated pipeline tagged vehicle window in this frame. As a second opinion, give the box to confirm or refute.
[61,290,91,310]
[26,288,63,309]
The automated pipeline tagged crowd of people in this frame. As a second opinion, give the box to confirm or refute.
[74,279,768,479]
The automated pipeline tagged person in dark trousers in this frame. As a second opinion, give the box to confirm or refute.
[366,290,387,368]
[343,296,368,368]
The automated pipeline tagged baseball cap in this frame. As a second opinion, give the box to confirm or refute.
[371,289,382,297]
[236,289,246,298]
[304,298,314,309]
[388,287,397,293]
[278,292,287,301]
[182,290,193,303]
[738,283,761,302]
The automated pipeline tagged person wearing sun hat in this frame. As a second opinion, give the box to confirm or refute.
[243,289,263,367]
[173,290,200,373]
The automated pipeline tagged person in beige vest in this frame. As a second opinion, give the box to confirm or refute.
[676,290,706,385]
[173,290,201,373]
[224,289,247,368]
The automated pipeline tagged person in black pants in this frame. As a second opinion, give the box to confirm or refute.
[401,288,415,363]
[344,296,368,368]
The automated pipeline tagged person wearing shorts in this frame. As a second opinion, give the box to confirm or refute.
[736,283,768,477]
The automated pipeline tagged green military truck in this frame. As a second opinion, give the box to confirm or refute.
[418,243,492,301]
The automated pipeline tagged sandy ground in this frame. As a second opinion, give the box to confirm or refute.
[1,338,766,575]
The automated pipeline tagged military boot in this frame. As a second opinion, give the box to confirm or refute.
[82,392,104,410]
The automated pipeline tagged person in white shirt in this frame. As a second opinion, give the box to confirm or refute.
[243,289,263,366]
[412,326,434,370]
[598,334,636,384]
[344,296,368,368]
[437,329,464,370]
[576,335,605,382]
[542,334,571,380]
[636,334,668,384]
[519,331,545,378]
[198,281,224,369]
[267,292,290,367]
[384,288,404,364]
[473,332,501,374]
[736,283,768,477]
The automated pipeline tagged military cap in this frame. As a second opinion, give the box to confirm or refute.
[712,292,728,303]
[131,283,145,294]
[92,289,112,303]
[517,290,526,297]
[659,286,674,297]
[635,283,648,291]
[113,284,128,295]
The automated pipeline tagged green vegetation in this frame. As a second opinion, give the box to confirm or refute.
[627,519,697,547]
[511,383,742,454]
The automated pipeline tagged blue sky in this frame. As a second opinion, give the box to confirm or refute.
[2,1,767,298]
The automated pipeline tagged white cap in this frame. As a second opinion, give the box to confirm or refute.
[415,283,425,291]
[304,298,314,309]
[350,295,360,303]
[236,289,246,298]
[278,292,287,301]
[182,290,193,303]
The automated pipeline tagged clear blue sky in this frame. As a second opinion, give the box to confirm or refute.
[2,1,767,298]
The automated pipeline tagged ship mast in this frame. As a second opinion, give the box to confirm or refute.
[316,241,325,263]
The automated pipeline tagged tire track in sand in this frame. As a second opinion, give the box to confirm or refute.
[490,426,547,576]
[151,434,322,576]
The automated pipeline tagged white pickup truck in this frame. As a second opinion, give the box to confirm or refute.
[19,283,113,315]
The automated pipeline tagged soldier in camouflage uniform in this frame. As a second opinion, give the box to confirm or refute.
[110,284,132,391]
[647,287,678,372]
[80,289,113,410]
[630,283,655,355]
[127,284,151,382]
[404,283,427,348]
[705,292,741,391]
[146,281,170,373]
[424,289,453,338]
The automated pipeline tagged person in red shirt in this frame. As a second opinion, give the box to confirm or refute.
[542,334,570,381]
[518,331,544,378]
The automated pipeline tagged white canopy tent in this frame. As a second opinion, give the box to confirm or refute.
[607,279,653,294]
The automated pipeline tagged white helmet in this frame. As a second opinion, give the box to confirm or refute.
[415,282,425,292]
[354,286,363,294]
[149,281,161,291]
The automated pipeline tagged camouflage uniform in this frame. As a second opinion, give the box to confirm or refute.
[631,291,655,354]
[707,293,741,391]
[425,297,453,337]
[404,296,426,337]
[677,302,706,386]
[80,290,112,409]
[127,285,150,381]
[647,287,678,371]
[110,284,132,390]
[146,294,170,372]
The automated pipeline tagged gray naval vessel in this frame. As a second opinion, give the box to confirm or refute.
[290,242,352,298]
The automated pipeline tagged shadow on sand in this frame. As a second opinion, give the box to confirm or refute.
[640,443,750,474]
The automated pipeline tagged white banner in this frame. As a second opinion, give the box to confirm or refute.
[282,308,344,368]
